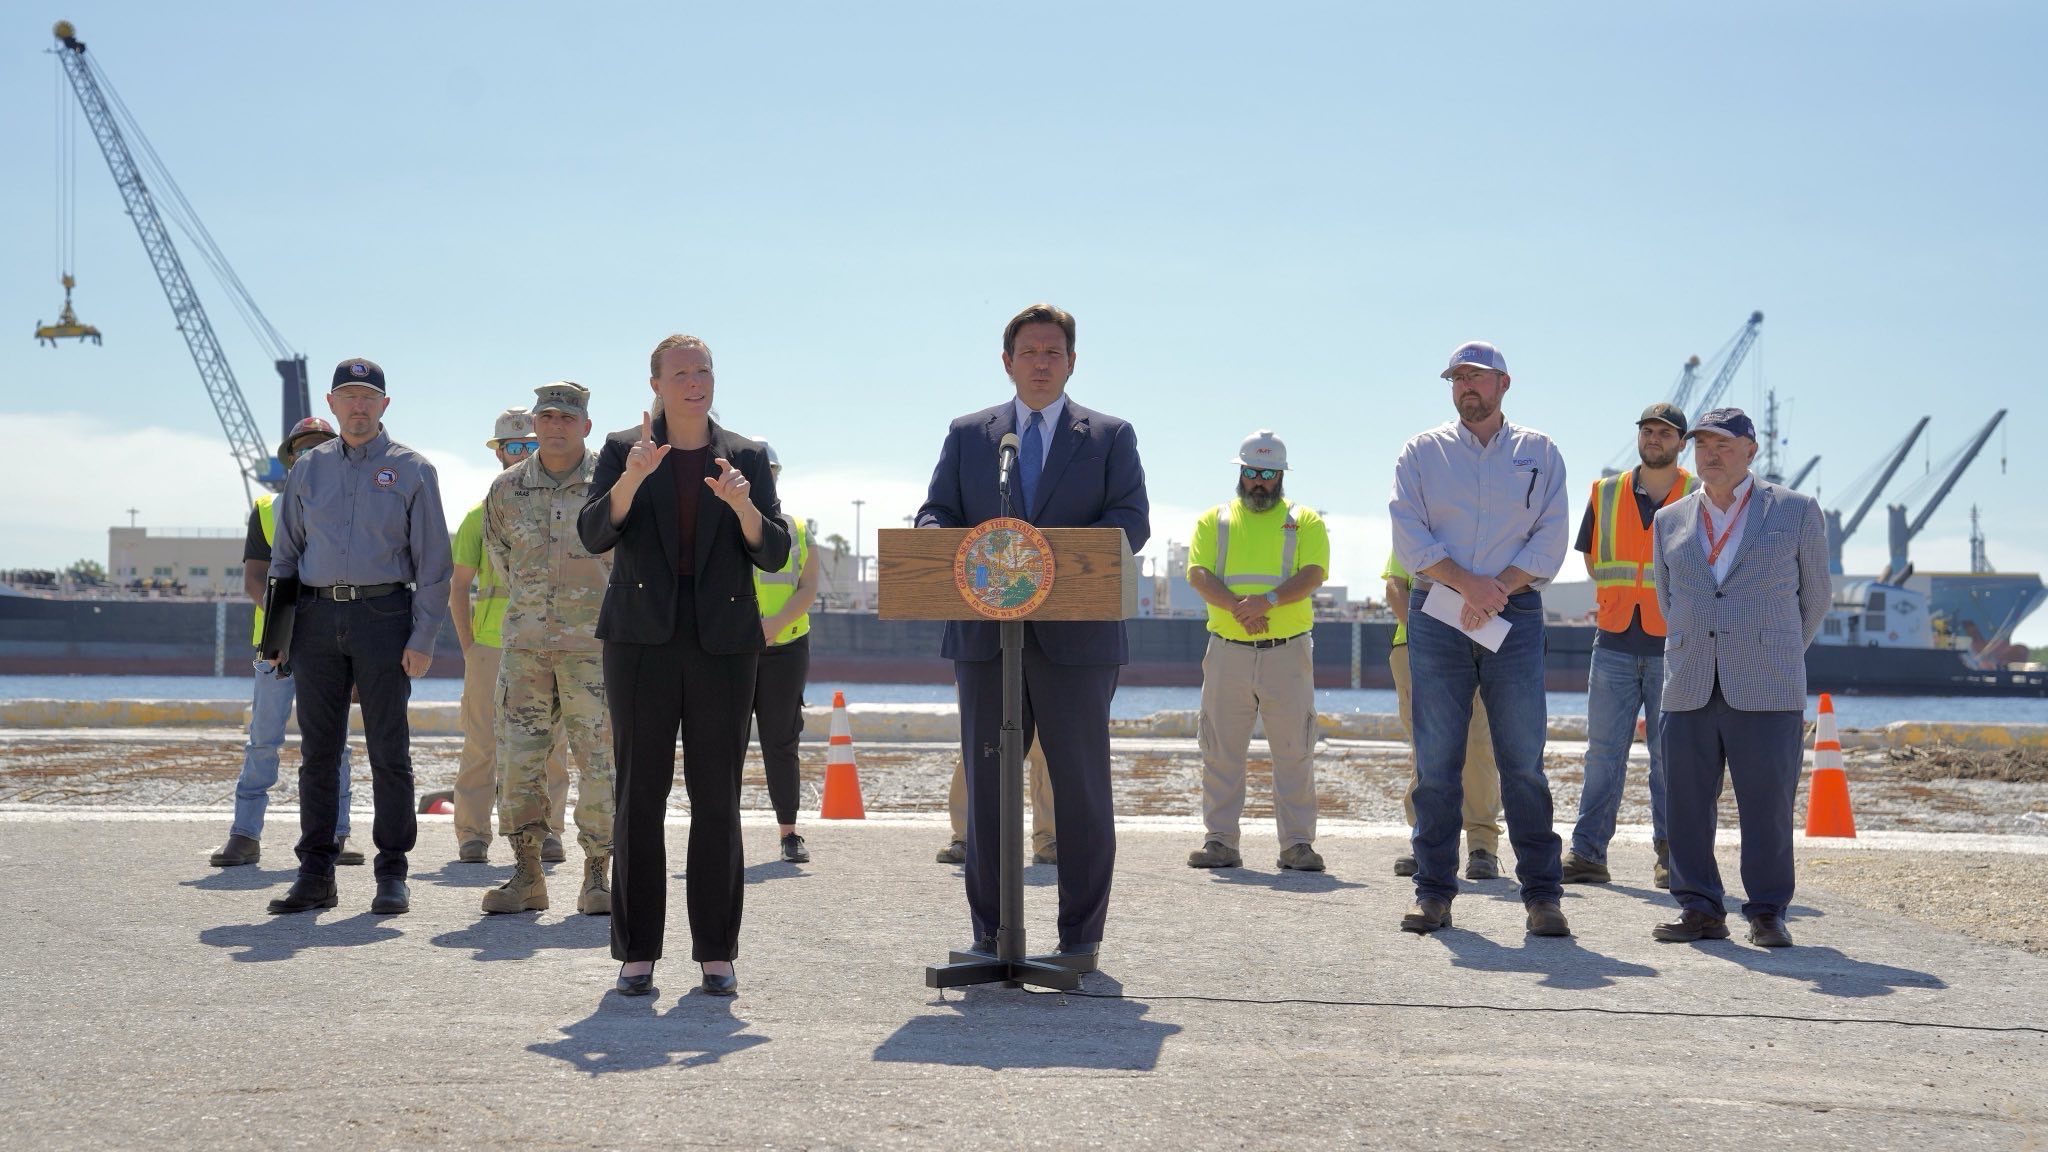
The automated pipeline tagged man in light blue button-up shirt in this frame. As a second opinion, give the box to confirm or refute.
[1387,340,1570,939]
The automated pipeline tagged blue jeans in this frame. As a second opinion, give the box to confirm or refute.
[1570,645,1665,862]
[1407,591,1562,905]
[230,664,352,842]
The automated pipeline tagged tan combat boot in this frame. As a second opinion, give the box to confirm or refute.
[481,830,548,914]
[578,854,611,916]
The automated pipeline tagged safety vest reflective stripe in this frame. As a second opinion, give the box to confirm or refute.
[1590,469,1694,634]
[1215,504,1297,593]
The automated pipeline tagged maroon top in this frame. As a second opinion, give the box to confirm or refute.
[670,446,711,576]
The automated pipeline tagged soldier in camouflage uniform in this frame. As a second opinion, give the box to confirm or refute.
[480,381,616,916]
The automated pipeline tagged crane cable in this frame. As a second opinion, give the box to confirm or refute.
[52,52,79,286]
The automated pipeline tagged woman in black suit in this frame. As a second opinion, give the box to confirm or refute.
[578,333,790,997]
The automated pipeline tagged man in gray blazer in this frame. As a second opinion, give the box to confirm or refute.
[1648,408,1831,948]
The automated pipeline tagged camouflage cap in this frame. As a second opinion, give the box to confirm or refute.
[489,407,534,448]
[532,381,591,419]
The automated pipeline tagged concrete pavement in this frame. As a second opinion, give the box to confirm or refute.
[1,814,2044,1149]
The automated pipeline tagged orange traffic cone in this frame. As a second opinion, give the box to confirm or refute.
[427,797,454,815]
[1804,693,1857,838]
[820,690,866,820]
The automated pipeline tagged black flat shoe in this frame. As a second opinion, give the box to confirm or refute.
[335,839,366,866]
[700,967,738,997]
[616,966,657,997]
[369,878,410,915]
[1044,941,1100,974]
[266,876,338,915]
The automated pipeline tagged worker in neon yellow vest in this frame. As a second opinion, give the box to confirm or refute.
[210,418,358,867]
[748,441,822,864]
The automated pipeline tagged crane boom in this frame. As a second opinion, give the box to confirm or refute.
[1687,310,1765,426]
[1843,416,1928,539]
[1787,455,1821,491]
[51,22,280,497]
[1906,409,2006,538]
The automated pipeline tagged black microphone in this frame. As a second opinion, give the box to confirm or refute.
[997,432,1020,503]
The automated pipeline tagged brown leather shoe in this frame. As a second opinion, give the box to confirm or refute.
[1400,898,1453,934]
[1747,913,1794,948]
[1653,909,1732,942]
[1560,852,1610,884]
[1525,900,1571,937]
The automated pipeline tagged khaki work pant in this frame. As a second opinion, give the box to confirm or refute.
[454,642,569,845]
[1390,643,1502,855]
[948,739,1055,853]
[497,646,614,856]
[1198,634,1320,850]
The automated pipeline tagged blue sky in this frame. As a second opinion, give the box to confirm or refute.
[3,3,2043,637]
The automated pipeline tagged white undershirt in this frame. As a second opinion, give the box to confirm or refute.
[1699,475,1756,584]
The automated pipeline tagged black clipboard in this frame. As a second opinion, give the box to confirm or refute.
[257,574,300,676]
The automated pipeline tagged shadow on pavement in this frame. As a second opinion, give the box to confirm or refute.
[429,913,611,961]
[199,912,404,962]
[1204,867,1368,893]
[528,990,768,1075]
[1432,930,1660,991]
[180,866,299,892]
[408,861,513,890]
[744,861,811,884]
[1697,943,1947,999]
[872,975,1180,1070]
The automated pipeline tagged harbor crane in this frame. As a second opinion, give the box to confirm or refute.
[1686,310,1765,429]
[1825,416,1929,574]
[48,20,309,500]
[1604,313,1765,475]
[1884,409,2007,578]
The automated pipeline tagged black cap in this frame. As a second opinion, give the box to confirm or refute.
[1638,402,1687,435]
[330,357,386,394]
[1687,407,1757,442]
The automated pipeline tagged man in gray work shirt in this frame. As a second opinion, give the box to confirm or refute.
[1389,340,1571,938]
[266,357,453,916]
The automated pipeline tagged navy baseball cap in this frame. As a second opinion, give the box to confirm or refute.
[1440,341,1508,379]
[1687,407,1756,441]
[331,357,387,394]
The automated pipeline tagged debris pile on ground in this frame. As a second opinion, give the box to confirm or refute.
[1885,742,2048,783]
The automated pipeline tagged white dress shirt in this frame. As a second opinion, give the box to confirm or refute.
[1699,475,1756,584]
[1389,419,1569,590]
[1012,393,1067,469]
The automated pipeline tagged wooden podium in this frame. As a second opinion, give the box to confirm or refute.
[877,523,1137,991]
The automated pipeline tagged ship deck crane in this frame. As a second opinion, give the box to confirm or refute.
[1687,310,1765,428]
[1825,415,1928,574]
[48,20,308,500]
[1787,455,1821,492]
[1885,409,2007,576]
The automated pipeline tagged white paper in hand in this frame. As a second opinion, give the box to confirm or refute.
[1421,584,1511,652]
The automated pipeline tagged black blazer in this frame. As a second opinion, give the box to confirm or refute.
[578,416,791,653]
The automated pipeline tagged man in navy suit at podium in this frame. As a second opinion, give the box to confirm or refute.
[916,303,1150,971]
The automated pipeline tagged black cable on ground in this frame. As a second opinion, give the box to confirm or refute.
[1010,987,2048,1035]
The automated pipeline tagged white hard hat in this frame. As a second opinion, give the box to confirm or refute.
[1232,429,1288,471]
[758,439,781,471]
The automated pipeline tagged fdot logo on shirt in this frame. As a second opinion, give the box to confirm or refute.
[1514,458,1535,467]
[374,467,397,488]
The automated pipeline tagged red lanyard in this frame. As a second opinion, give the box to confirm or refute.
[1701,488,1753,566]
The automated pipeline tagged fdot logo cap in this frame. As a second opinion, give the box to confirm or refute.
[330,357,387,394]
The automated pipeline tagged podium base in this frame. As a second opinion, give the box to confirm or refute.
[926,953,1080,991]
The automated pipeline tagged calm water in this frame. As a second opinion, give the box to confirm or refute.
[3,675,2046,728]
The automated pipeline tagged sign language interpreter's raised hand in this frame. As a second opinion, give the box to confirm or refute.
[705,456,767,547]
[625,410,671,481]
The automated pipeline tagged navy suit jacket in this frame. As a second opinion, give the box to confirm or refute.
[916,398,1150,665]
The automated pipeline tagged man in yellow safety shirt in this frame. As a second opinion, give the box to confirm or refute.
[749,442,823,864]
[1183,430,1330,872]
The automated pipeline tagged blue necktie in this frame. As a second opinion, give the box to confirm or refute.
[1019,409,1045,515]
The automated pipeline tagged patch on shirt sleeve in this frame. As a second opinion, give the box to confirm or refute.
[375,467,398,488]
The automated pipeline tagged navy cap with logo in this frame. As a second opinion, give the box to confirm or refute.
[1686,407,1756,442]
[1638,402,1687,435]
[330,357,387,395]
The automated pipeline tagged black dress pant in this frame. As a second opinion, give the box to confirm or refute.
[605,578,758,963]
[751,634,809,825]
[955,627,1120,951]
[290,592,417,880]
